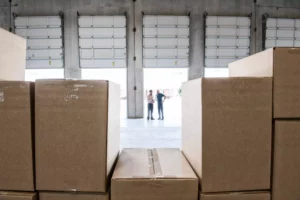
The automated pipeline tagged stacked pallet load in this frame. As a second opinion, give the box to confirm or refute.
[182,77,272,200]
[0,29,36,200]
[229,47,300,200]
[35,80,120,200]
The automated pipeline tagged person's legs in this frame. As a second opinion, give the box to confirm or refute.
[147,103,150,120]
[161,103,164,119]
[158,104,161,119]
[150,104,154,119]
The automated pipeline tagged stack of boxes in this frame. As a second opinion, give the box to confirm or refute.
[0,79,120,200]
[229,48,300,200]
[1,42,300,200]
[182,78,272,199]
[35,80,120,199]
[0,81,36,200]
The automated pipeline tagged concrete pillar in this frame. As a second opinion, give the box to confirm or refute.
[63,10,81,79]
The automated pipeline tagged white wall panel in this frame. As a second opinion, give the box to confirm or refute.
[27,49,62,59]
[78,15,126,68]
[205,16,251,68]
[265,18,300,49]
[26,59,63,69]
[143,15,190,68]
[15,16,64,69]
[80,59,126,68]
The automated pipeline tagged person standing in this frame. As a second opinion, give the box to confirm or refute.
[156,90,166,120]
[147,90,155,120]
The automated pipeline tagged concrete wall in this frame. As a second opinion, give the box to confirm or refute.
[1,0,300,118]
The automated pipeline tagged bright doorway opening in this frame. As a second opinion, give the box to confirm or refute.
[81,68,127,119]
[25,69,64,81]
[144,68,188,127]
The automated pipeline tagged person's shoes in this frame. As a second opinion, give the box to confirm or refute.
[147,117,149,120]
[162,117,164,120]
[158,118,161,120]
[151,118,155,120]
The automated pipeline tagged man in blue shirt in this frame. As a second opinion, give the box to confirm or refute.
[156,90,166,120]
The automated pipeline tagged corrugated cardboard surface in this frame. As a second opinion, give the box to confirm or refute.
[0,81,34,191]
[229,48,274,77]
[182,78,272,193]
[182,79,203,180]
[229,47,300,118]
[273,121,300,200]
[273,48,300,118]
[39,192,108,200]
[0,28,26,81]
[111,148,198,200]
[35,80,120,192]
[200,192,270,200]
[0,192,36,200]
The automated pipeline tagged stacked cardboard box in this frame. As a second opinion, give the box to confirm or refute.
[229,47,300,200]
[0,29,34,200]
[182,78,272,199]
[0,81,35,198]
[111,148,198,200]
[0,192,36,200]
[0,28,26,81]
[35,80,120,200]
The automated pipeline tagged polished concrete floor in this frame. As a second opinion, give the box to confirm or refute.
[120,97,181,149]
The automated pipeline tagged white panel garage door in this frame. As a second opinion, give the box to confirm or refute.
[143,15,190,68]
[14,16,63,69]
[78,16,126,68]
[205,16,251,68]
[265,18,300,48]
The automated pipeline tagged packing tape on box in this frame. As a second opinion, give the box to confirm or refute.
[146,149,176,179]
[132,149,176,179]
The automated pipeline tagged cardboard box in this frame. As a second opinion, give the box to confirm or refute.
[0,192,36,200]
[0,81,34,191]
[35,80,120,192]
[111,148,198,200]
[39,192,108,200]
[273,120,300,200]
[229,48,300,118]
[200,192,270,200]
[0,28,26,81]
[182,78,272,193]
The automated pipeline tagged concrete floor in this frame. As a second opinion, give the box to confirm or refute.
[121,119,181,149]
[120,97,182,149]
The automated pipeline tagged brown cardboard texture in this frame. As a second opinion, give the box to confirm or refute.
[111,148,198,200]
[35,80,120,192]
[229,47,300,118]
[182,78,272,193]
[0,28,26,81]
[273,120,300,200]
[39,192,109,200]
[200,192,270,200]
[0,192,36,200]
[0,81,34,191]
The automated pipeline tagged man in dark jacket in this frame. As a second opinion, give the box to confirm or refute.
[156,90,166,120]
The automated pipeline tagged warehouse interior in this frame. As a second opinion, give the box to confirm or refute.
[1,0,300,199]
[1,0,300,120]
[1,0,300,148]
